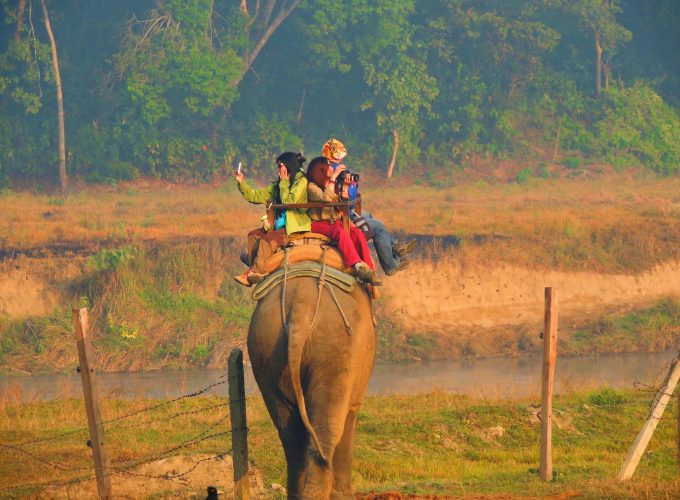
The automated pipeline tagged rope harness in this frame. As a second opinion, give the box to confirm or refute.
[279,247,289,333]
[252,247,355,336]
[310,246,353,335]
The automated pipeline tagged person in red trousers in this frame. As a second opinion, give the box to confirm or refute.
[306,156,382,286]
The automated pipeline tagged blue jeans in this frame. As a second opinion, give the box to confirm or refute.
[364,214,400,274]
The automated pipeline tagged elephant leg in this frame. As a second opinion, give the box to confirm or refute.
[330,408,359,499]
[301,394,352,498]
[280,417,308,499]
[258,388,308,498]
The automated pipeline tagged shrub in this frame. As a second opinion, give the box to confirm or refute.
[595,83,680,174]
[87,247,138,272]
[563,157,581,169]
[587,388,630,406]
[516,167,532,184]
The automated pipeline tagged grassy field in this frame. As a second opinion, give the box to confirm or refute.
[1,171,680,272]
[1,388,679,498]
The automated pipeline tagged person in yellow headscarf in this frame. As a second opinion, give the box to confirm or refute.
[321,138,415,276]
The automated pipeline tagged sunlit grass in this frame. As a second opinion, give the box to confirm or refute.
[2,173,680,272]
[1,390,679,497]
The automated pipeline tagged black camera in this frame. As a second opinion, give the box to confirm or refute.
[336,169,360,200]
[337,169,360,184]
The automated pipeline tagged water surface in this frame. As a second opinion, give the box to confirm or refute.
[1,351,676,403]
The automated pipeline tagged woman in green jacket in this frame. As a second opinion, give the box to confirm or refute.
[233,152,311,286]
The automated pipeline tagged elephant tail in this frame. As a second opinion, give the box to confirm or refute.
[287,311,329,465]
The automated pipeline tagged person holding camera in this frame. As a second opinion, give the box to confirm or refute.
[306,156,382,286]
[321,138,416,276]
[233,151,310,286]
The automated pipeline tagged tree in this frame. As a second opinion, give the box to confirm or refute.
[556,0,631,96]
[233,0,302,87]
[15,0,25,42]
[40,0,67,190]
[297,0,438,173]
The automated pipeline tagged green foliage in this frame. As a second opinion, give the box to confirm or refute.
[569,298,680,353]
[563,157,581,169]
[594,84,680,174]
[515,167,533,184]
[587,388,630,406]
[87,247,137,272]
[0,308,72,365]
[1,0,680,182]
[239,113,304,173]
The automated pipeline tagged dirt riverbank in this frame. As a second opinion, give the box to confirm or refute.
[1,242,679,372]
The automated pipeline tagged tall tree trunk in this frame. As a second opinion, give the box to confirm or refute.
[595,30,602,97]
[387,129,399,179]
[232,0,301,87]
[40,0,67,191]
[552,117,562,161]
[296,86,305,127]
[15,0,26,42]
[604,60,611,90]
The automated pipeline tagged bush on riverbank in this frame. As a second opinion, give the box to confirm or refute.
[0,240,254,373]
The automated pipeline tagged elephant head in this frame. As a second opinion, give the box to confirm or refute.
[247,275,376,499]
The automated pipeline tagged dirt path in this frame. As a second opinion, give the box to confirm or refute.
[384,256,680,333]
[36,454,271,499]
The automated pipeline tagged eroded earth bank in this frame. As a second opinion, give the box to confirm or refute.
[2,239,679,373]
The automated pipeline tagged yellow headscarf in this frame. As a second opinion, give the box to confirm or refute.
[321,138,348,162]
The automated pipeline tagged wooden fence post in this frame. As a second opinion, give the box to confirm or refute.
[540,287,558,481]
[229,349,251,500]
[73,308,112,499]
[618,355,680,480]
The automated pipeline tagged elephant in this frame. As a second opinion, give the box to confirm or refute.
[247,275,376,499]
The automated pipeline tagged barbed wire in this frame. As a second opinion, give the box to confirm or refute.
[111,426,235,478]
[7,376,229,449]
[0,415,237,493]
[7,426,89,448]
[0,442,90,473]
[107,401,231,432]
[113,450,230,481]
[100,376,228,426]
[109,413,233,472]
[0,471,96,496]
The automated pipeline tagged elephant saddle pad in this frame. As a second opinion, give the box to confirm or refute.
[261,232,351,275]
[251,261,356,301]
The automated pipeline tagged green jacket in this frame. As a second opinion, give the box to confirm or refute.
[237,171,311,235]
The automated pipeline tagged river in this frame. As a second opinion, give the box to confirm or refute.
[1,351,676,403]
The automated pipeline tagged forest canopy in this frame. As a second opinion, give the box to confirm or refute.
[1,0,679,187]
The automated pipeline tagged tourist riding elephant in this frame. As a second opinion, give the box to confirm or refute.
[247,276,376,499]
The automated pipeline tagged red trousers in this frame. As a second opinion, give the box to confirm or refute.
[311,220,375,270]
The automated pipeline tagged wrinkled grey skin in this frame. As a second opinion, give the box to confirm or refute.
[247,277,376,499]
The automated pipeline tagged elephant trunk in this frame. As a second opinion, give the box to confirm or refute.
[287,305,329,465]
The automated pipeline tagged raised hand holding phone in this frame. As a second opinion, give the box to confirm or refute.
[233,161,244,184]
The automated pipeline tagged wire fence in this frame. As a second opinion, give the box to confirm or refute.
[1,333,678,497]
[0,372,242,496]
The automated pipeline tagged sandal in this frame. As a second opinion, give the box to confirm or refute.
[234,269,266,287]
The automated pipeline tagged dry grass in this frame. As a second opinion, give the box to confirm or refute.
[2,389,680,498]
[2,172,680,272]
